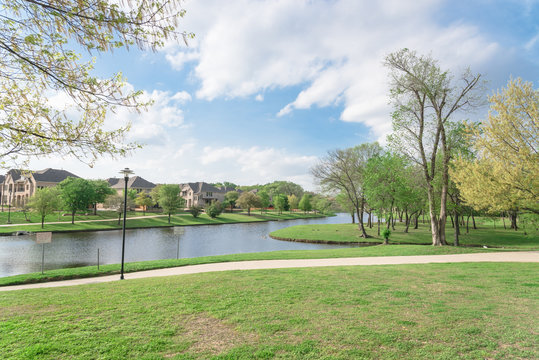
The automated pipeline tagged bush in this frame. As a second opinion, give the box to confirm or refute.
[189,205,203,218]
[205,201,223,218]
[381,228,391,245]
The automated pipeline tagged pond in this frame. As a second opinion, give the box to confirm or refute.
[0,213,358,277]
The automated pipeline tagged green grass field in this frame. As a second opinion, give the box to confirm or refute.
[0,211,324,234]
[1,262,537,359]
[0,245,498,287]
[270,221,539,249]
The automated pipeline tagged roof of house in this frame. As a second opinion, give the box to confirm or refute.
[5,169,22,182]
[109,176,156,189]
[32,168,79,183]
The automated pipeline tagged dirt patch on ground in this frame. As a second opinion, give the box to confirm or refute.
[0,304,60,319]
[168,313,258,357]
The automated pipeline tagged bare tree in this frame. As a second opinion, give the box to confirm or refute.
[311,143,381,238]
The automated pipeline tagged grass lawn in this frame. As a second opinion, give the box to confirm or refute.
[1,262,537,359]
[0,212,324,234]
[270,221,539,249]
[0,245,499,287]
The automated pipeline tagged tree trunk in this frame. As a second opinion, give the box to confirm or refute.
[356,199,369,238]
[168,213,171,224]
[454,210,460,246]
[118,213,121,225]
[398,208,403,222]
[94,203,97,215]
[502,212,506,229]
[351,211,355,224]
[472,214,477,229]
[41,215,45,229]
[427,186,442,246]
[377,219,380,236]
[247,207,251,216]
[449,214,454,228]
[367,212,372,228]
[510,211,518,230]
[71,210,75,225]
[414,213,419,229]
[466,215,470,234]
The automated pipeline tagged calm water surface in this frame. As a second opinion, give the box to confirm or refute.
[0,213,357,277]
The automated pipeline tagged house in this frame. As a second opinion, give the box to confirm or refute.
[107,176,156,194]
[180,182,228,207]
[1,168,79,207]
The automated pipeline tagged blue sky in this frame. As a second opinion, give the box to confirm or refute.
[30,0,539,190]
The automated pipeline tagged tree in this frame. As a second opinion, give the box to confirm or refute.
[335,192,356,223]
[451,78,539,218]
[237,192,261,216]
[385,48,483,246]
[313,196,331,214]
[158,185,185,224]
[273,194,289,214]
[58,177,95,224]
[205,200,223,218]
[105,192,134,225]
[258,190,270,213]
[298,194,312,213]
[288,195,299,212]
[89,180,115,215]
[0,0,191,167]
[264,181,304,198]
[311,143,381,238]
[28,187,60,228]
[224,191,239,212]
[135,191,154,216]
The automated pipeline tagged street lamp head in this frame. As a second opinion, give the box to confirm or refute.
[119,168,134,178]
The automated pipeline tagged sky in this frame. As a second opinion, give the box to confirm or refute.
[28,0,539,191]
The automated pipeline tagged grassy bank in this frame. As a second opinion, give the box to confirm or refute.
[270,221,539,249]
[1,262,537,359]
[0,211,325,234]
[0,245,499,287]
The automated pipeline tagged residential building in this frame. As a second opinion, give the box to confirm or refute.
[107,176,156,194]
[1,168,79,206]
[180,182,228,207]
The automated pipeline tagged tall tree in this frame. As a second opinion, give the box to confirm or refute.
[58,177,95,224]
[451,78,539,217]
[0,0,191,166]
[311,143,381,238]
[236,192,261,216]
[105,192,135,225]
[89,180,115,215]
[385,48,483,246]
[273,194,289,214]
[27,187,60,228]
[298,194,312,214]
[158,185,185,224]
[224,191,239,212]
[258,190,270,213]
[288,195,299,212]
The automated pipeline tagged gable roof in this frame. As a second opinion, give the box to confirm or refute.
[6,169,22,182]
[110,176,156,189]
[32,168,79,183]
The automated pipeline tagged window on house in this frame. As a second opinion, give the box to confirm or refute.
[206,192,212,197]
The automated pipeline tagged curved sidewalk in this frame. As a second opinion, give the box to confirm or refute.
[1,251,537,292]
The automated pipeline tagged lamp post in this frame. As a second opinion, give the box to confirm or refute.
[120,167,134,280]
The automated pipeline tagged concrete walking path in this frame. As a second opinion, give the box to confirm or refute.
[1,251,537,292]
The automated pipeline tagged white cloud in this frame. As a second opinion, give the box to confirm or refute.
[166,0,501,140]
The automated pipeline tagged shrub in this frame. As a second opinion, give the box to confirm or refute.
[189,205,203,218]
[381,228,391,245]
[205,201,223,218]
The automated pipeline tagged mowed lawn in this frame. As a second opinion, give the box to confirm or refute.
[1,262,537,359]
[270,220,539,249]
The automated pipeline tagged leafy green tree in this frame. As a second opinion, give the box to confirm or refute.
[258,190,270,213]
[298,194,312,214]
[58,177,95,224]
[313,196,331,215]
[264,181,304,198]
[150,185,162,207]
[273,194,289,214]
[105,193,135,225]
[135,192,154,216]
[89,180,115,215]
[385,48,483,246]
[451,78,539,218]
[205,201,224,218]
[237,192,261,216]
[0,0,190,166]
[335,192,356,223]
[288,195,299,212]
[224,191,239,212]
[28,188,61,228]
[159,185,185,224]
